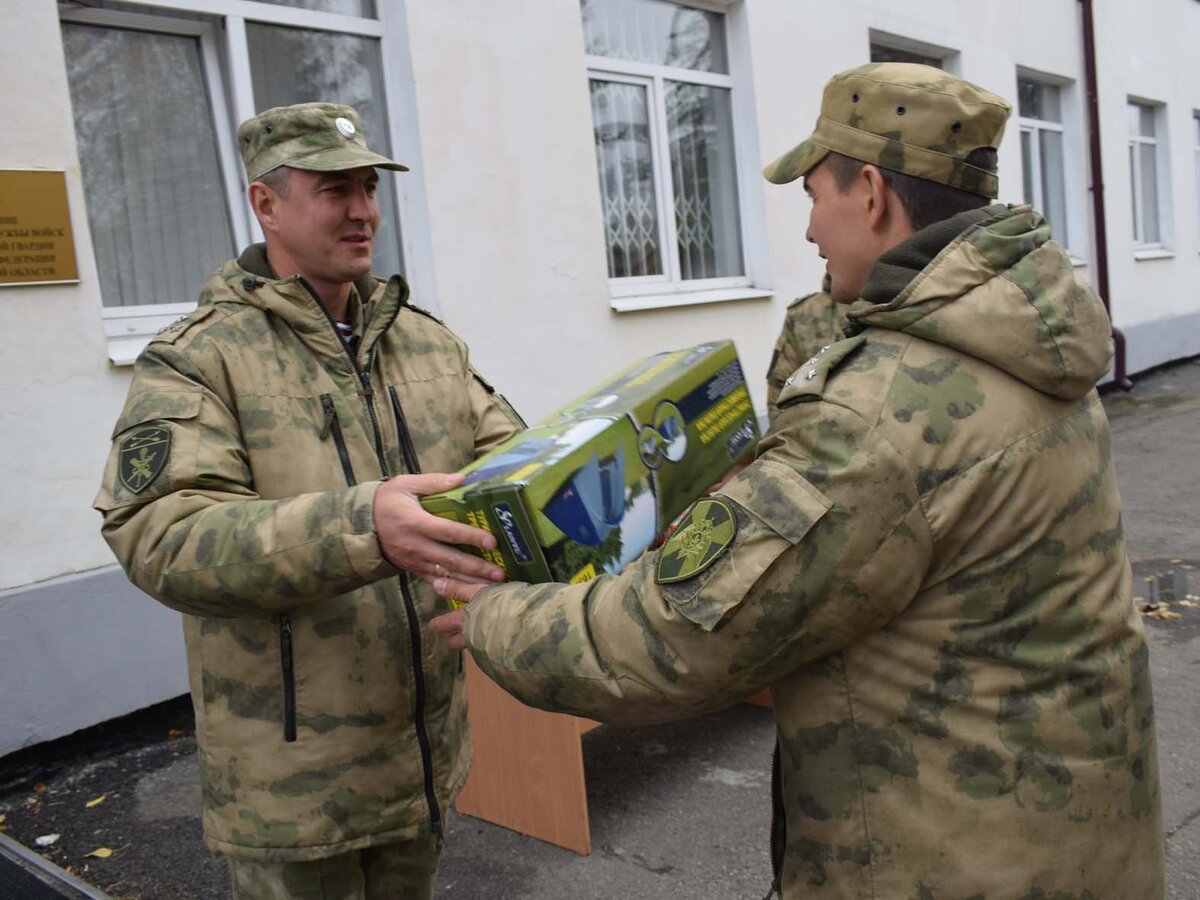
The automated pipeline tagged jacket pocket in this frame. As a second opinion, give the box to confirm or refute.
[320,393,357,487]
[387,386,422,474]
[279,613,297,742]
[100,391,204,509]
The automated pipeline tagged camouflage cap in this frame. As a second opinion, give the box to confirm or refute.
[238,102,408,183]
[763,63,1011,198]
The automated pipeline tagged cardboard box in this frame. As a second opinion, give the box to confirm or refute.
[421,341,759,584]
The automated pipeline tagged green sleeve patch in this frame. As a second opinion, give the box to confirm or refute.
[655,498,737,584]
[118,425,171,494]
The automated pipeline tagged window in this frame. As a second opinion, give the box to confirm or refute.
[582,0,764,309]
[1018,78,1069,249]
[62,19,243,314]
[1128,99,1169,249]
[867,30,958,72]
[869,44,943,69]
[59,2,409,364]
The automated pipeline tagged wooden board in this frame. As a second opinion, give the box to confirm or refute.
[455,657,770,855]
[455,655,596,855]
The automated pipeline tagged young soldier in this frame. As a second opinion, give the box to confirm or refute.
[94,102,523,898]
[429,65,1165,898]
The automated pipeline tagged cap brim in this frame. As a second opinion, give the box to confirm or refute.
[762,138,828,185]
[286,146,409,174]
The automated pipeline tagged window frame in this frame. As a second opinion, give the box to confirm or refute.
[867,29,961,74]
[1014,72,1087,264]
[1127,97,1173,255]
[61,7,250,364]
[59,0,432,363]
[1193,111,1200,251]
[583,0,771,313]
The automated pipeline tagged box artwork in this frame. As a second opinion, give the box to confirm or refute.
[420,341,759,584]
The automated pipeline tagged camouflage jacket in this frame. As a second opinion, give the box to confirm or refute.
[461,206,1164,898]
[765,288,843,422]
[94,246,522,861]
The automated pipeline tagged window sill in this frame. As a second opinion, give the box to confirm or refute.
[611,286,773,313]
[1068,255,1088,268]
[1133,247,1175,261]
[103,304,196,366]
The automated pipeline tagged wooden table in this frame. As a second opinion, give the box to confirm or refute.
[455,657,772,855]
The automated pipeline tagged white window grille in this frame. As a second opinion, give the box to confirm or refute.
[1128,99,1168,249]
[59,1,412,364]
[582,0,766,309]
[1018,78,1071,251]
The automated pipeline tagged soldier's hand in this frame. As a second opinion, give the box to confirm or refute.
[429,576,488,650]
[373,474,506,582]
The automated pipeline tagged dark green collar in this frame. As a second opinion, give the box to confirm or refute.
[236,242,378,312]
[860,204,1003,306]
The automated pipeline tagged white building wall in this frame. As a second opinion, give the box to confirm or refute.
[0,1,188,755]
[401,0,784,425]
[0,1,130,591]
[1093,0,1200,370]
[1,0,1198,751]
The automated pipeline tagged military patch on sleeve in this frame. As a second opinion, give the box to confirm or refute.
[655,498,737,584]
[118,425,171,494]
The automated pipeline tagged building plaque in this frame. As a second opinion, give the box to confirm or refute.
[0,169,80,287]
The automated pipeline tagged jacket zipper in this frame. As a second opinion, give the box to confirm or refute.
[298,276,392,477]
[388,385,422,474]
[279,615,296,742]
[764,738,785,899]
[398,576,442,839]
[297,276,442,841]
[320,394,357,486]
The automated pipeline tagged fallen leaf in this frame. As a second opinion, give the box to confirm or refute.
[167,729,183,739]
[25,796,40,806]
[33,783,46,794]
[86,847,113,859]
[0,814,5,825]
[35,834,60,847]
[85,795,106,809]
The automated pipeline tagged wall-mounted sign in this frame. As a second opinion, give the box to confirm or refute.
[0,170,80,287]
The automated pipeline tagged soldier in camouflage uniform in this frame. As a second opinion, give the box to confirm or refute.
[94,102,523,899]
[765,275,841,424]
[430,65,1165,898]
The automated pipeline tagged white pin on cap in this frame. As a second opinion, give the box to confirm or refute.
[335,117,356,138]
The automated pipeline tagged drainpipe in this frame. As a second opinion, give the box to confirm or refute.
[1080,0,1133,390]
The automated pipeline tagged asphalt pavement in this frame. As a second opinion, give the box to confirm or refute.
[1,355,1197,900]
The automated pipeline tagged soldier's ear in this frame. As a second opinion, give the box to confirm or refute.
[861,165,887,222]
[862,164,913,239]
[248,181,279,231]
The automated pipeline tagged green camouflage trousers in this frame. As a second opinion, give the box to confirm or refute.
[229,834,441,900]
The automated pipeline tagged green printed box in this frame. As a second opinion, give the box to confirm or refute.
[420,341,759,585]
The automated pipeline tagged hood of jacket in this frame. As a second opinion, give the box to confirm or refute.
[847,204,1113,400]
[197,243,410,362]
